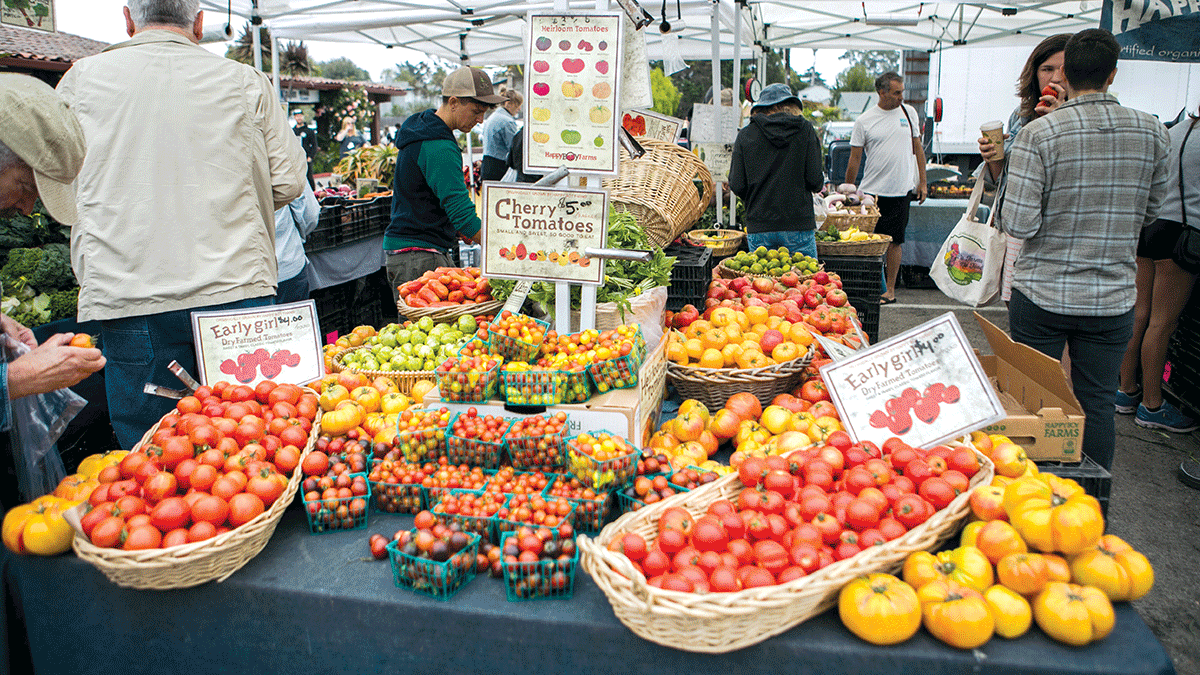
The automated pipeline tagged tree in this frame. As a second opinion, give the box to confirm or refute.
[315,57,370,81]
[649,68,681,117]
[385,61,451,100]
[278,41,312,77]
[226,23,273,69]
[840,50,900,77]
[834,64,875,93]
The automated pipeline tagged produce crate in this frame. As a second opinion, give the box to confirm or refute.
[498,531,580,601]
[664,243,714,312]
[556,367,592,404]
[387,531,480,601]
[304,201,345,253]
[586,351,644,393]
[312,280,356,340]
[501,367,561,406]
[819,253,884,299]
[395,421,449,464]
[445,412,509,469]
[488,315,550,363]
[1036,455,1112,517]
[495,500,576,539]
[351,270,392,328]
[848,296,880,343]
[436,358,501,403]
[301,473,371,534]
[304,195,390,254]
[368,466,425,515]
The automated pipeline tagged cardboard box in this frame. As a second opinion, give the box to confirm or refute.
[420,337,667,448]
[974,313,1084,462]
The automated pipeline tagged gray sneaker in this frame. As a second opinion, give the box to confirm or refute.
[1135,402,1200,433]
[1114,388,1141,414]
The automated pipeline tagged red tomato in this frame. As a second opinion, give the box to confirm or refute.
[893,494,931,529]
[189,464,219,493]
[279,425,308,450]
[228,493,265,527]
[188,520,218,542]
[918,477,957,510]
[845,498,881,531]
[709,566,741,592]
[90,516,126,548]
[141,471,178,504]
[192,494,230,526]
[122,524,163,550]
[254,380,277,404]
[162,528,191,548]
[150,497,191,531]
[80,502,116,538]
[246,469,285,506]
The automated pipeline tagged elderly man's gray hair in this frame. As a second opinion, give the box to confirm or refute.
[126,0,200,29]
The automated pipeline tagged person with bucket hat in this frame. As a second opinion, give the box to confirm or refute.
[0,74,106,443]
[729,83,825,259]
[384,66,504,300]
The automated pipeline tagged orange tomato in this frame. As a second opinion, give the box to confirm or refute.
[996,552,1050,596]
[903,546,994,593]
[837,573,921,645]
[1032,582,1115,646]
[1068,534,1155,602]
[1004,474,1104,555]
[917,579,995,649]
[984,584,1033,639]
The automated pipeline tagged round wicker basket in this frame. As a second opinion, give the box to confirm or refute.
[666,352,812,409]
[823,206,880,233]
[396,298,504,322]
[714,260,824,281]
[331,346,436,396]
[603,138,715,248]
[579,441,993,653]
[815,234,892,258]
[684,229,745,258]
[70,400,318,590]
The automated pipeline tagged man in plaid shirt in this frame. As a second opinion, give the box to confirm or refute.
[1000,29,1170,471]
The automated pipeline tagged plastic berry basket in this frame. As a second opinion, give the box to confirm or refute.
[541,482,612,534]
[396,421,449,464]
[368,471,425,515]
[436,357,501,403]
[301,473,371,534]
[564,432,639,491]
[445,412,510,469]
[585,351,644,393]
[420,467,491,504]
[488,315,550,363]
[501,367,561,405]
[504,423,567,471]
[456,337,490,358]
[498,531,580,601]
[494,500,576,539]
[615,483,691,514]
[555,367,592,404]
[387,531,480,601]
[430,489,508,544]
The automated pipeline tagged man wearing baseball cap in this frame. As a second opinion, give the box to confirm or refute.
[384,66,505,300]
[0,74,105,488]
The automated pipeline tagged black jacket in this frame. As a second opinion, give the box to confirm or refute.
[729,113,824,234]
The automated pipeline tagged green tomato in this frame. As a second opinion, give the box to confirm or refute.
[405,356,423,371]
[409,330,427,345]
[423,359,438,371]
[456,315,478,334]
[442,329,463,344]
[379,333,397,348]
[429,323,448,337]
[399,343,414,355]
[395,329,412,345]
[417,316,435,333]
[416,345,434,360]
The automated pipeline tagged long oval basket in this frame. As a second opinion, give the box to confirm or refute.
[71,395,319,590]
[823,206,880,233]
[396,298,504,322]
[714,260,823,281]
[331,346,436,396]
[666,351,812,409]
[815,234,892,258]
[579,441,993,653]
[684,229,745,258]
[603,137,715,248]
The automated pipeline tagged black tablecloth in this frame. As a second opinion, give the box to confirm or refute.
[1,507,1175,675]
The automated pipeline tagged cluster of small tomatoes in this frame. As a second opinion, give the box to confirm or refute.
[606,432,981,592]
[80,380,316,550]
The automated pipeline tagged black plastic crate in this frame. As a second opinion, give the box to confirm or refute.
[664,243,714,311]
[899,264,937,289]
[1037,455,1111,517]
[820,254,884,299]
[304,196,390,254]
[312,280,356,339]
[848,296,880,343]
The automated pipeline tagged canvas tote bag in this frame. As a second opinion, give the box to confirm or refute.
[930,174,1006,307]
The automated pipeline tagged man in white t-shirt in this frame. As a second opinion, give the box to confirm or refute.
[845,72,927,304]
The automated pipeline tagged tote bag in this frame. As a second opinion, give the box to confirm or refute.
[930,175,1006,307]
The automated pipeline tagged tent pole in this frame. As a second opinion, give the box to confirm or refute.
[711,0,722,227]
[731,0,741,232]
[271,34,281,107]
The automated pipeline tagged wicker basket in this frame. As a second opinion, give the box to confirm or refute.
[684,229,745,258]
[666,352,812,409]
[714,260,824,281]
[331,347,436,396]
[603,138,715,248]
[816,234,892,258]
[823,206,880,233]
[70,400,318,590]
[579,441,993,653]
[396,298,504,322]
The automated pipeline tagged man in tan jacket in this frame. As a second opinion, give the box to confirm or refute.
[57,0,307,447]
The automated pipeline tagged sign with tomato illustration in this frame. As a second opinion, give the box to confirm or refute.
[480,183,608,286]
[820,312,1005,449]
[621,108,683,142]
[190,300,323,386]
[524,12,622,176]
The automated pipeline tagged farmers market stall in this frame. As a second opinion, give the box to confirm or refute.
[901,199,988,270]
[0,509,1174,675]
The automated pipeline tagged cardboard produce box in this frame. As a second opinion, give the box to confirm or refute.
[973,313,1084,462]
[420,337,667,448]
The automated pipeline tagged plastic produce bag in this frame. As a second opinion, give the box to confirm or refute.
[2,334,85,500]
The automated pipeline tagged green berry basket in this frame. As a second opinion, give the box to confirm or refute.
[436,356,501,403]
[368,461,425,515]
[542,478,612,534]
[494,499,576,539]
[565,431,639,491]
[387,530,480,601]
[456,336,490,358]
[586,350,644,393]
[395,417,449,464]
[302,472,371,534]
[429,488,508,544]
[555,366,592,403]
[498,531,580,601]
[504,418,568,471]
[488,314,550,363]
[501,366,561,406]
[445,412,510,469]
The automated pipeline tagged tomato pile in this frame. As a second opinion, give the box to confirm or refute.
[80,380,315,550]
[543,476,611,532]
[395,408,451,462]
[566,432,638,490]
[483,467,553,496]
[498,525,579,600]
[419,459,489,500]
[503,412,568,470]
[367,459,432,514]
[430,490,506,541]
[435,355,502,402]
[487,311,549,362]
[397,267,494,308]
[621,474,687,511]
[605,433,980,593]
[496,493,574,533]
[447,408,511,467]
[388,511,481,599]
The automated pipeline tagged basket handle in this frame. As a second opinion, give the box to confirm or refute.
[577,535,654,609]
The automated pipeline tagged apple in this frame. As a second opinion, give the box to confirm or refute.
[533,60,550,73]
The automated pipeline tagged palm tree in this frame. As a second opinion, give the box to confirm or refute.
[226,22,272,68]
[279,41,311,77]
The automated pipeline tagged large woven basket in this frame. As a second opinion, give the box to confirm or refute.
[816,234,892,258]
[823,206,880,233]
[667,351,812,409]
[579,441,993,653]
[396,298,503,322]
[714,260,824,281]
[70,399,318,590]
[331,346,436,396]
[684,229,745,258]
[603,138,715,248]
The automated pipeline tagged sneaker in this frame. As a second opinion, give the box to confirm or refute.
[1135,401,1200,433]
[1114,388,1142,414]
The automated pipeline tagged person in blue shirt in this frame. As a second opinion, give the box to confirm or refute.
[273,182,319,304]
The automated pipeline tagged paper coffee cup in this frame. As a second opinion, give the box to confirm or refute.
[980,120,1005,160]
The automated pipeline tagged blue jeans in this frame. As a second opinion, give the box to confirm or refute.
[100,296,274,449]
[1008,289,1133,470]
[746,230,817,260]
[275,263,311,305]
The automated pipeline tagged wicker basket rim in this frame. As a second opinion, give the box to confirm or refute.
[332,346,437,380]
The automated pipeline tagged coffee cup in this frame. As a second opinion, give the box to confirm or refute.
[980,121,1005,160]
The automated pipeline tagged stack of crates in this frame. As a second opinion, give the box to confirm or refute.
[818,253,883,342]
[1164,289,1200,416]
[664,243,715,312]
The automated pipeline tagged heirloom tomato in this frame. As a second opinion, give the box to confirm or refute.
[902,546,993,593]
[917,579,994,649]
[1003,474,1103,555]
[1067,534,1154,602]
[984,585,1033,639]
[837,573,921,645]
[1032,582,1115,646]
[2,496,76,555]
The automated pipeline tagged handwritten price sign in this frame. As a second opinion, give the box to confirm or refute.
[190,300,323,386]
[481,183,608,285]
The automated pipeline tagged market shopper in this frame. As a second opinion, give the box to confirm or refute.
[844,72,927,305]
[336,117,366,159]
[274,183,320,305]
[480,89,523,182]
[999,28,1170,470]
[57,0,308,448]
[384,66,501,301]
[729,83,824,259]
[1117,108,1200,433]
[293,109,317,189]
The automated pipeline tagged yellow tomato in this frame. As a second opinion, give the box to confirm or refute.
[1003,474,1104,555]
[76,451,128,480]
[1068,534,1155,602]
[379,392,412,415]
[917,579,995,649]
[996,552,1051,596]
[984,585,1033,639]
[2,496,76,556]
[902,546,994,593]
[319,384,351,412]
[1032,582,1115,647]
[350,385,382,413]
[837,573,922,645]
[52,474,98,503]
[320,401,364,436]
[960,520,985,548]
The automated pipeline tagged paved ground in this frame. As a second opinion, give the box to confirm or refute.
[880,288,1200,675]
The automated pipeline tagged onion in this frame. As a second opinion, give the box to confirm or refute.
[861,195,876,207]
[824,194,845,209]
[837,183,857,195]
[846,195,861,207]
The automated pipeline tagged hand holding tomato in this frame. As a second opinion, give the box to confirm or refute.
[1035,83,1065,116]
